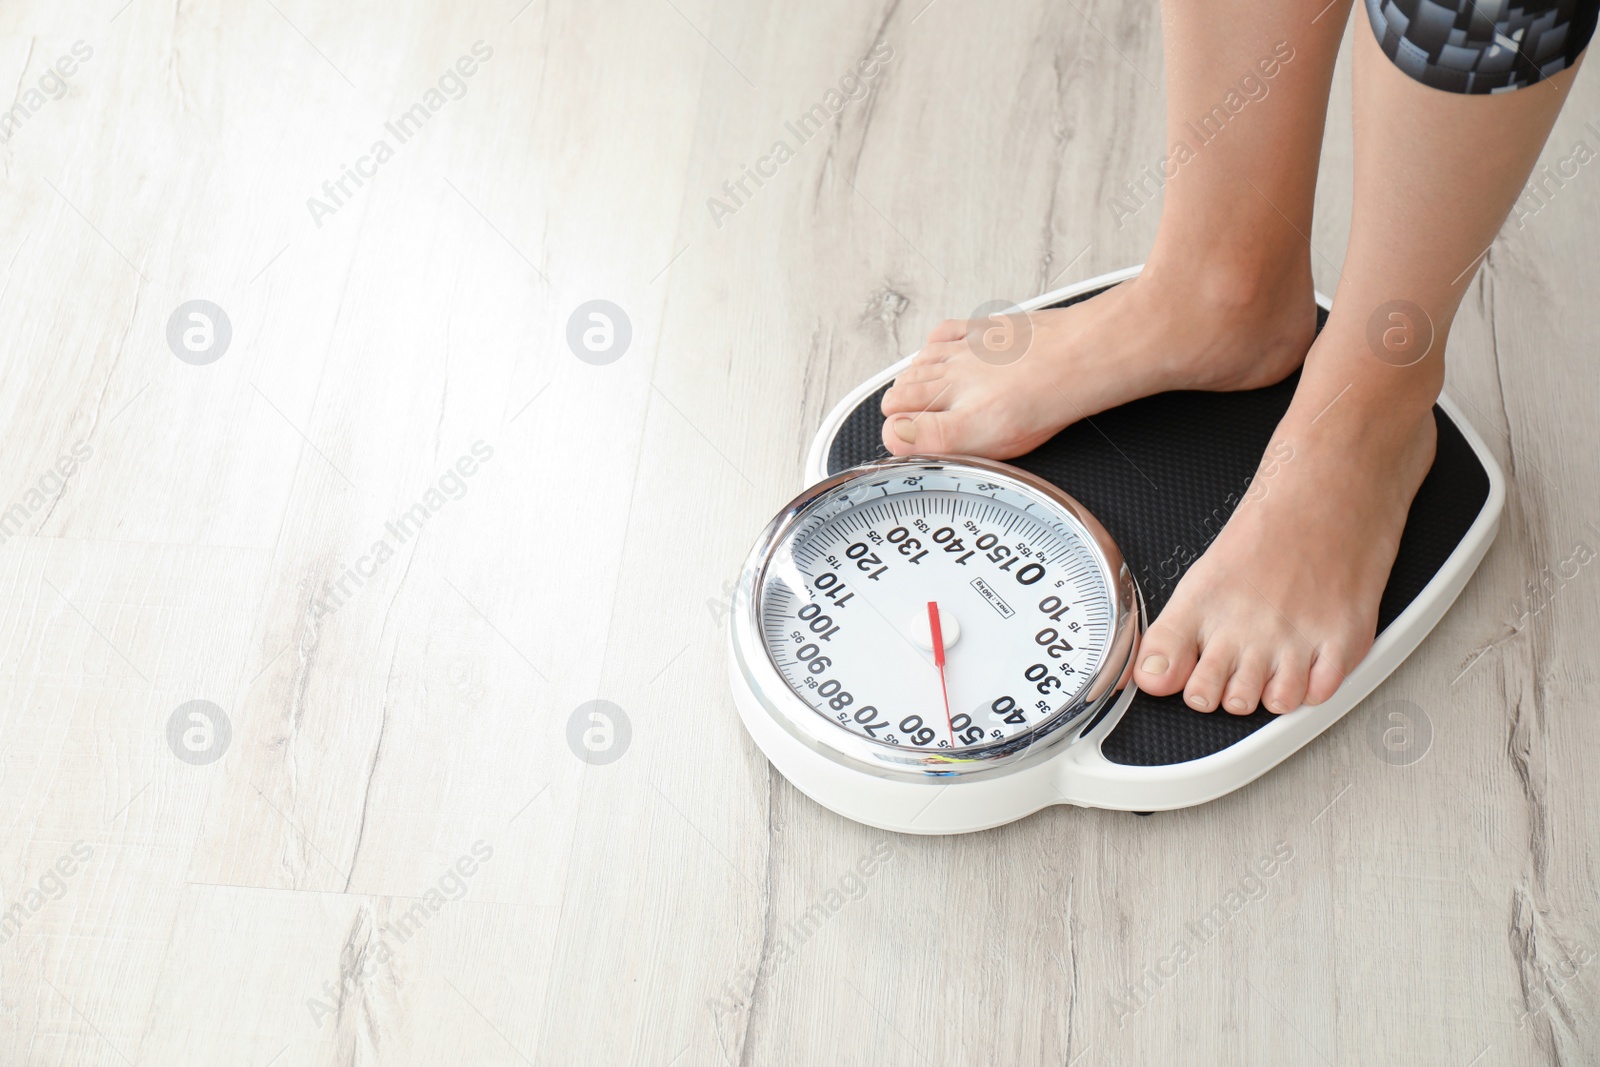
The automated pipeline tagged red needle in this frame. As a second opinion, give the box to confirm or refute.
[927,601,955,745]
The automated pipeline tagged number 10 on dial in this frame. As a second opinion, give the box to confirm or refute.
[733,455,1139,782]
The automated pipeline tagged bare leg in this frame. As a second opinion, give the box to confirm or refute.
[1134,27,1581,714]
[878,0,1352,458]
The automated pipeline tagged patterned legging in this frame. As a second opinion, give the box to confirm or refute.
[1365,0,1599,92]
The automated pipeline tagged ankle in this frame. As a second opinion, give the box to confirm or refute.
[1289,344,1443,449]
[1140,244,1313,320]
[1310,303,1449,408]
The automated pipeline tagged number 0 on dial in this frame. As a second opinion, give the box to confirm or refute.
[738,456,1140,776]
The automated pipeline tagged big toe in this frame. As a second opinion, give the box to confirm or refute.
[1132,611,1200,697]
[881,409,961,456]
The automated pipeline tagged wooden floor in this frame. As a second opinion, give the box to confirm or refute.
[2,1,1597,1063]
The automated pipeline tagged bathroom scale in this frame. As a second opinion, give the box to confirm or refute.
[727,265,1502,834]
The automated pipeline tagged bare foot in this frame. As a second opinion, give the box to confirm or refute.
[879,265,1317,459]
[1130,322,1439,715]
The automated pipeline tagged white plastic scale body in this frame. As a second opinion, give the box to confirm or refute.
[727,265,1505,835]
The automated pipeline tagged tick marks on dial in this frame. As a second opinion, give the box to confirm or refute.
[759,481,1116,753]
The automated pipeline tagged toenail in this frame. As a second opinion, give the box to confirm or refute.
[1188,695,1209,711]
[1270,700,1290,713]
[1227,698,1246,712]
[1140,654,1169,675]
[893,418,916,443]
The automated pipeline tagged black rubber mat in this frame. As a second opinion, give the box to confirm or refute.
[824,286,1490,766]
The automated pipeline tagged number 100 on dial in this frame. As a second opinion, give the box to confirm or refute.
[740,456,1140,776]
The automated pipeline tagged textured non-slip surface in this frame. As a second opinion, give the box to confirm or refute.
[825,288,1491,765]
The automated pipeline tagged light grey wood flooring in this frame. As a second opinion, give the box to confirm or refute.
[0,0,1596,1064]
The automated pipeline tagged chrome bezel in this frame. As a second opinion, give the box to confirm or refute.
[729,455,1140,782]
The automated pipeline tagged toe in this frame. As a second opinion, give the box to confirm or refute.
[881,414,915,455]
[881,377,950,418]
[1260,646,1312,714]
[1183,643,1236,713]
[1304,646,1354,706]
[881,409,959,456]
[1132,612,1200,697]
[926,319,970,344]
[1221,651,1269,716]
[888,360,942,389]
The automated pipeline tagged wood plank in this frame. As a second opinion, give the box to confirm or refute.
[0,0,1596,1064]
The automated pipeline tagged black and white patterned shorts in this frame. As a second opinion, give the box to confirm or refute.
[1365,0,1599,92]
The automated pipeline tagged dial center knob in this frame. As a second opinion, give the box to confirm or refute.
[908,607,960,653]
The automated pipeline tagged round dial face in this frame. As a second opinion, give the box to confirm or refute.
[757,465,1115,758]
